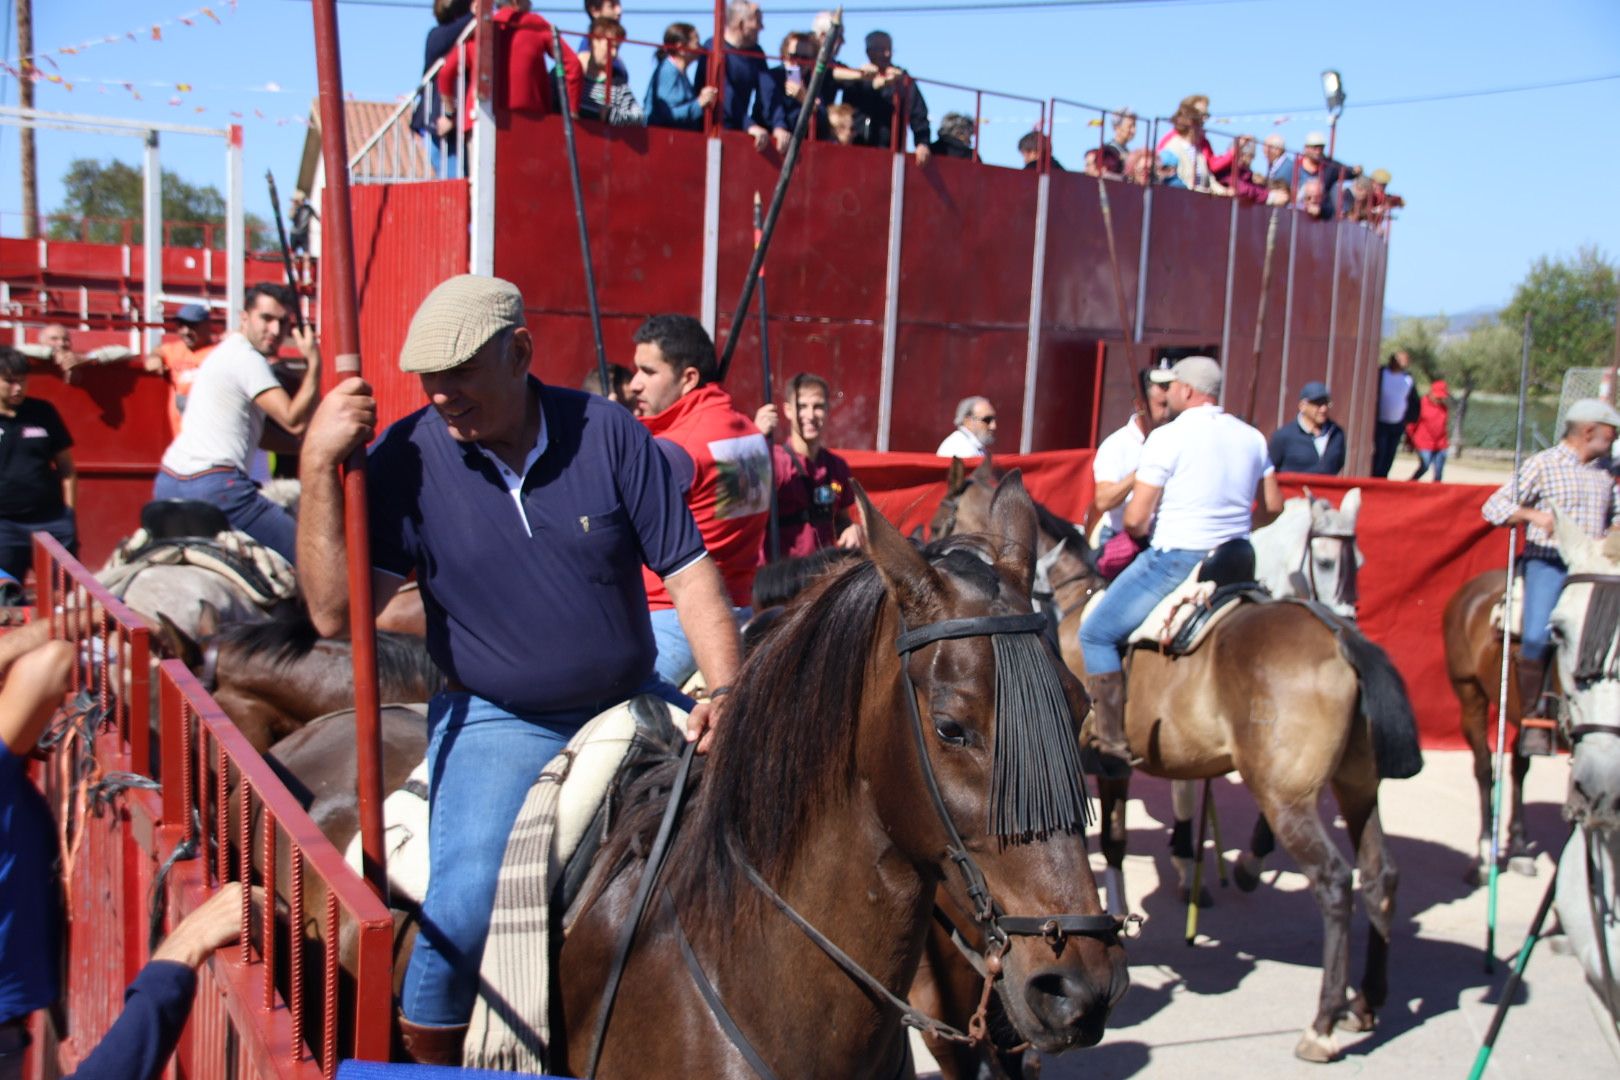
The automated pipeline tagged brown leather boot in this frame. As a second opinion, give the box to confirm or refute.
[1515,657,1553,757]
[397,1015,468,1066]
[1083,672,1134,779]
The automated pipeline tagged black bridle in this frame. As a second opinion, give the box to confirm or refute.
[1300,518,1359,610]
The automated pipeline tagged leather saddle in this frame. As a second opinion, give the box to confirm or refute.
[140,499,231,541]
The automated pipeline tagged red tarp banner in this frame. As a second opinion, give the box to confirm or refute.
[839,448,1506,749]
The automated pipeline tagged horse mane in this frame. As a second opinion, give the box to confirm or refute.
[750,547,862,610]
[1031,498,1097,572]
[603,544,1002,925]
[213,614,441,691]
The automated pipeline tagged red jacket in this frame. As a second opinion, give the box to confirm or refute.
[640,384,771,609]
[1406,395,1450,451]
[437,9,582,132]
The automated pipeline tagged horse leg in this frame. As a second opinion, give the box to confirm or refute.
[1098,774,1131,918]
[1234,814,1276,893]
[1332,775,1398,1035]
[1455,677,1493,885]
[1167,780,1213,906]
[1259,794,1355,1063]
[1505,749,1537,875]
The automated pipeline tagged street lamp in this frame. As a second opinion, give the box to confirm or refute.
[1321,69,1346,157]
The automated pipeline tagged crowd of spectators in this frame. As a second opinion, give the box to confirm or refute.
[408,1,1405,222]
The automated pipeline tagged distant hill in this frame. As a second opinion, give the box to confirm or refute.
[1381,305,1499,341]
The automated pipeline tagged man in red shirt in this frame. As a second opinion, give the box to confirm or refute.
[754,372,863,560]
[1406,378,1451,482]
[630,315,771,686]
[143,304,216,437]
[437,0,582,139]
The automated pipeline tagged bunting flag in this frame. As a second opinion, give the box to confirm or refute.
[2,5,237,70]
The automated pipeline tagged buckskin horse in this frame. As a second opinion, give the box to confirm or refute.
[928,464,1418,1063]
[264,476,1129,1075]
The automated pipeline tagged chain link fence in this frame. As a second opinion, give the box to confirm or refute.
[1453,392,1558,456]
[1556,367,1610,430]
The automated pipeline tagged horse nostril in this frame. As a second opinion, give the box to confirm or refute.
[1024,971,1100,1031]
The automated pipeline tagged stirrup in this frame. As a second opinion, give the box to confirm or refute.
[1517,716,1557,758]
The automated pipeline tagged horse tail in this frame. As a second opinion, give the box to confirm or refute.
[1336,625,1424,780]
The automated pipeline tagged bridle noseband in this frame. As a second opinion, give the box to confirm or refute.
[1301,520,1359,610]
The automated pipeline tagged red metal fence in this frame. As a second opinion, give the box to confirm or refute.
[26,534,393,1079]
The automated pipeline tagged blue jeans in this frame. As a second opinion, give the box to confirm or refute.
[1412,449,1447,482]
[1371,421,1404,478]
[425,133,461,179]
[1519,555,1567,663]
[153,468,297,565]
[401,677,691,1026]
[1078,546,1208,675]
[0,508,76,583]
[648,605,751,687]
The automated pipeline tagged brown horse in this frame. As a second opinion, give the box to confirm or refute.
[1442,570,1547,881]
[931,467,1419,1063]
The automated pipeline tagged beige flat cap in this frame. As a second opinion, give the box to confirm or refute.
[1170,355,1222,396]
[399,274,526,374]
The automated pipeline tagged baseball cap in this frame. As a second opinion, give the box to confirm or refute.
[1566,398,1620,428]
[1146,357,1176,385]
[1371,168,1392,185]
[1170,356,1222,396]
[175,303,210,324]
[399,275,526,374]
[1300,380,1331,403]
[1304,131,1327,147]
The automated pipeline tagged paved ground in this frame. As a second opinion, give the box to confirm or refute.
[1387,451,1513,487]
[913,750,1619,1078]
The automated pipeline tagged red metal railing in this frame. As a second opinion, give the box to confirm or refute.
[28,533,393,1079]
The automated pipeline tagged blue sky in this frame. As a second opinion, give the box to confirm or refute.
[5,0,1617,317]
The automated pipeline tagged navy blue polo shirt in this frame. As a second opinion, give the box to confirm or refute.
[366,380,705,714]
[0,740,61,1024]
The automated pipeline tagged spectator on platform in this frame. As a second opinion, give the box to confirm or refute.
[645,22,719,129]
[18,325,134,385]
[1299,178,1327,220]
[0,348,77,587]
[936,396,997,458]
[765,31,826,136]
[930,111,975,159]
[1258,133,1292,191]
[576,0,628,80]
[1107,108,1136,160]
[1124,147,1158,185]
[144,304,217,438]
[1084,145,1125,179]
[1093,359,1174,546]
[826,102,860,145]
[1371,350,1417,478]
[1268,380,1345,476]
[412,0,475,178]
[1219,135,1267,203]
[1265,178,1291,206]
[1295,131,1360,221]
[1159,107,1227,194]
[694,1,790,154]
[578,18,644,125]
[841,30,931,164]
[153,283,321,566]
[287,190,317,270]
[1407,379,1451,482]
[437,0,583,142]
[1156,94,1234,177]
[1019,130,1063,171]
[754,372,864,559]
[1343,175,1374,223]
[580,362,636,409]
[1368,168,1404,226]
[628,315,771,686]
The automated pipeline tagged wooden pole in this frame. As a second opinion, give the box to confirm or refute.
[754,192,781,563]
[1243,208,1282,424]
[16,0,38,238]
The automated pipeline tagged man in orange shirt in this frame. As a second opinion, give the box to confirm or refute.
[143,305,216,437]
[630,314,771,686]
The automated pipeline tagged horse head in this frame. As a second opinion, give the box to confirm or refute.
[927,454,997,541]
[1304,487,1363,617]
[1551,512,1620,831]
[861,472,1128,1052]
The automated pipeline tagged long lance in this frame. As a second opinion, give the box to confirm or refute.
[1095,176,1138,383]
[552,34,612,398]
[264,170,303,328]
[1243,207,1282,424]
[1486,312,1533,971]
[716,8,842,383]
[755,191,781,562]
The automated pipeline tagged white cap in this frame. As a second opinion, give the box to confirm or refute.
[1566,398,1620,428]
[1170,356,1222,396]
[1304,131,1327,146]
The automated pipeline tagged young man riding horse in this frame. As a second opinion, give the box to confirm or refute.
[295,275,742,1064]
[1481,397,1619,755]
[1077,355,1282,777]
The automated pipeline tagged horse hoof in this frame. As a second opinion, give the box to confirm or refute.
[1234,855,1262,893]
[1294,1031,1340,1063]
[1336,1008,1376,1034]
[1509,855,1538,877]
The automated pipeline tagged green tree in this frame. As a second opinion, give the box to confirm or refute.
[1499,246,1617,395]
[49,157,268,249]
[1379,315,1448,378]
[1441,321,1521,395]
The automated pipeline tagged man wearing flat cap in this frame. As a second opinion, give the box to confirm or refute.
[1268,380,1345,476]
[296,275,741,1063]
[1077,356,1281,777]
[1481,396,1619,754]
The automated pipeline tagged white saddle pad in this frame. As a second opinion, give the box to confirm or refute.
[1490,588,1523,639]
[1079,564,1215,647]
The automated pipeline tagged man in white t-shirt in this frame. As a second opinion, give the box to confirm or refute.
[1077,356,1282,776]
[153,284,321,564]
[1091,360,1173,544]
[1371,350,1415,478]
[936,396,996,458]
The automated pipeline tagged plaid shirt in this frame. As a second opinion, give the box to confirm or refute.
[1481,442,1618,561]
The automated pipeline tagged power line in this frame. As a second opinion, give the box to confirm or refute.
[286,0,1253,13]
[1230,72,1620,117]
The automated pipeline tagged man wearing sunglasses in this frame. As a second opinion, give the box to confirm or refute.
[936,396,997,459]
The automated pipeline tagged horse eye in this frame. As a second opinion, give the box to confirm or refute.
[934,718,969,747]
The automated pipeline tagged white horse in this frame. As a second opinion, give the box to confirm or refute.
[1549,514,1620,1020]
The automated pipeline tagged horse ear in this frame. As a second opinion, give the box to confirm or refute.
[196,599,220,640]
[1553,508,1598,570]
[854,482,944,619]
[987,469,1038,594]
[946,456,967,496]
[970,451,995,486]
[1339,488,1361,525]
[154,612,202,671]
